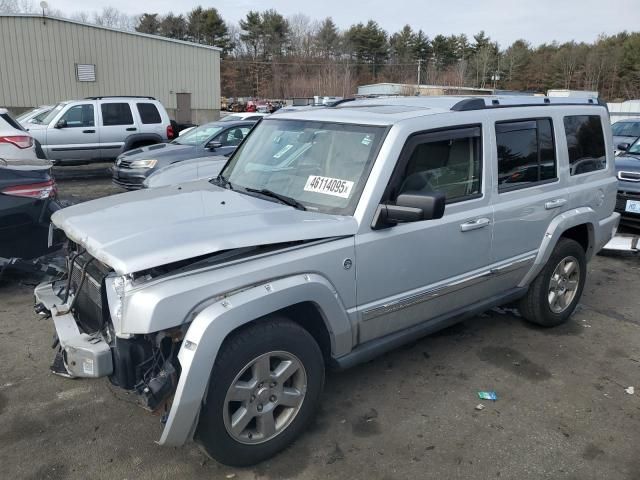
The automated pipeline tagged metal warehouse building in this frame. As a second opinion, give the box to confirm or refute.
[0,14,221,124]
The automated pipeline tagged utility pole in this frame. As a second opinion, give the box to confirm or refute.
[417,58,422,86]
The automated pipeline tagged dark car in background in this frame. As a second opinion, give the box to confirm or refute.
[614,138,640,227]
[0,166,60,260]
[112,120,256,190]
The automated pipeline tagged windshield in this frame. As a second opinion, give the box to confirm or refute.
[16,109,36,122]
[612,121,640,138]
[627,138,640,155]
[30,108,52,124]
[40,103,67,125]
[220,115,242,122]
[220,119,386,215]
[173,124,223,146]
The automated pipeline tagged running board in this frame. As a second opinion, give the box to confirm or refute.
[332,288,526,370]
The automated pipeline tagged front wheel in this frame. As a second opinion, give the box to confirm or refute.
[519,238,587,327]
[195,317,325,466]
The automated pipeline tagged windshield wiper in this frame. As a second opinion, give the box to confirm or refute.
[212,174,233,190]
[244,187,306,210]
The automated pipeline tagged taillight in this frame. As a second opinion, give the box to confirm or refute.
[0,135,34,149]
[1,179,56,199]
[166,124,175,140]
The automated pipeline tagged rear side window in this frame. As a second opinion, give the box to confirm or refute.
[101,103,134,126]
[136,103,162,124]
[496,118,556,192]
[563,115,606,175]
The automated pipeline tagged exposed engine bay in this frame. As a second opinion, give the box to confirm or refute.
[36,241,183,413]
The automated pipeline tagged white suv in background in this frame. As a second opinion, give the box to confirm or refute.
[0,108,45,165]
[26,96,175,164]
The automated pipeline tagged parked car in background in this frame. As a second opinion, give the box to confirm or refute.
[0,164,59,260]
[36,95,618,467]
[1,108,60,262]
[611,118,640,152]
[0,108,47,164]
[16,105,54,126]
[112,120,256,189]
[220,112,268,122]
[143,155,227,189]
[26,96,175,165]
[614,138,640,227]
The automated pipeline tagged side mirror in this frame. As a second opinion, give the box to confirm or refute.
[206,141,223,150]
[617,142,630,151]
[372,191,446,229]
[55,119,67,129]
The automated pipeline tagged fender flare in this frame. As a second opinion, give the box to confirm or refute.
[123,133,163,151]
[518,207,595,287]
[158,273,352,446]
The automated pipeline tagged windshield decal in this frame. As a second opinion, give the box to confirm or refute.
[304,175,354,198]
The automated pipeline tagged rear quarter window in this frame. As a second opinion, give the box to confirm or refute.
[136,103,162,124]
[101,103,134,126]
[563,115,606,175]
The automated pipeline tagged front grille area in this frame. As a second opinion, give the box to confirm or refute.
[619,171,640,182]
[69,253,110,333]
[117,159,133,168]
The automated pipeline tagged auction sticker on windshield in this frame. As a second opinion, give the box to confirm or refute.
[304,175,354,198]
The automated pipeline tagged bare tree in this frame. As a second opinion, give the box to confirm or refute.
[0,0,34,13]
[555,42,583,89]
[92,6,136,31]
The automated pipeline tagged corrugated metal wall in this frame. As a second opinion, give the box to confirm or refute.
[0,15,220,113]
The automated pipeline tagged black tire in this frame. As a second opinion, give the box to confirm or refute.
[519,238,587,327]
[195,316,325,466]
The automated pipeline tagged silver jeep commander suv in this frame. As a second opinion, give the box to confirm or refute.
[35,95,619,466]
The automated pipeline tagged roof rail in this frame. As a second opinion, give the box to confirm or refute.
[84,96,156,100]
[327,98,356,107]
[450,95,604,112]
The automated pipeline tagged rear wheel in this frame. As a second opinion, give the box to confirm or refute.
[195,317,324,466]
[519,238,586,327]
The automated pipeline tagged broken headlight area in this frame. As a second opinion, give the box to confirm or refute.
[110,330,183,412]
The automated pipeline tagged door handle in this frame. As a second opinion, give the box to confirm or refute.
[460,217,491,232]
[126,127,137,131]
[545,199,567,210]
[82,129,95,133]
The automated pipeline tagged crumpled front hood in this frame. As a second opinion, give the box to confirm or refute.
[52,180,358,275]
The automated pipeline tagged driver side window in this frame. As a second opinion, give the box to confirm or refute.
[217,127,249,146]
[391,127,482,205]
[60,104,94,128]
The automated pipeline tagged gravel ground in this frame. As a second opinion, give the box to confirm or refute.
[1,176,639,480]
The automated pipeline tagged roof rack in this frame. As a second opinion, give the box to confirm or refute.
[451,96,606,112]
[327,98,356,107]
[84,96,156,100]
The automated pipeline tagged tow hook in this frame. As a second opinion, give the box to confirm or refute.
[34,302,51,319]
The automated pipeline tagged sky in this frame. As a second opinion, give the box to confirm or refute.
[47,0,639,47]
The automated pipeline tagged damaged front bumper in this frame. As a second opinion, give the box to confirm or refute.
[34,281,113,378]
[35,275,180,423]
